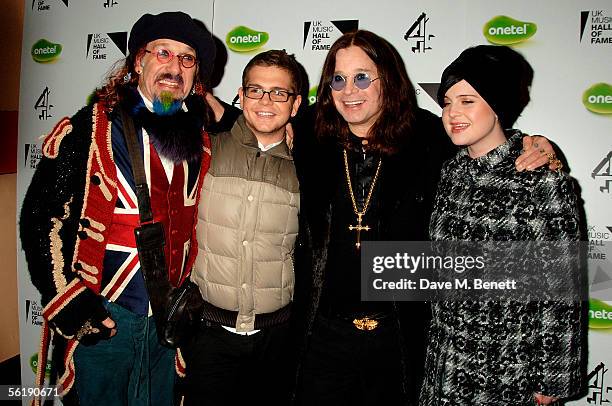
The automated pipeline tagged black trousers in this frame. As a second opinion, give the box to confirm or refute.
[180,321,292,406]
[296,314,407,406]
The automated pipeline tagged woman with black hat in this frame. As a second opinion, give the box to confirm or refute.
[420,45,585,406]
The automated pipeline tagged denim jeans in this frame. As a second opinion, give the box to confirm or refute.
[73,301,175,406]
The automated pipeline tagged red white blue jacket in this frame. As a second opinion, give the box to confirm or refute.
[20,99,211,395]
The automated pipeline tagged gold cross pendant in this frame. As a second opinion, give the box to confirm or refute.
[348,213,370,249]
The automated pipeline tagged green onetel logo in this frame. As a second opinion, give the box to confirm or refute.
[31,39,62,63]
[589,298,612,329]
[226,26,269,52]
[30,353,52,377]
[583,83,612,114]
[308,86,318,106]
[483,16,536,45]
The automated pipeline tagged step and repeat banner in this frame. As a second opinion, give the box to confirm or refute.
[17,0,611,404]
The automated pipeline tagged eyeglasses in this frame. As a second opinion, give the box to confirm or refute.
[144,48,197,69]
[329,72,379,91]
[243,86,296,102]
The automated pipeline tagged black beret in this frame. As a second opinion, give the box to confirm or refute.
[128,11,216,82]
[438,45,533,129]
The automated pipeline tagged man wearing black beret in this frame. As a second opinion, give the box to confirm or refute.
[20,11,225,405]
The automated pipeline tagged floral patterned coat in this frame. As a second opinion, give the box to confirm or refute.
[420,131,586,406]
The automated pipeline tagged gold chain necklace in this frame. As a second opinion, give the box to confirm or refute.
[343,149,382,249]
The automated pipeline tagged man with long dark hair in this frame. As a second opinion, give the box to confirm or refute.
[292,30,560,406]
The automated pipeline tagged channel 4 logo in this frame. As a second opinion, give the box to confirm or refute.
[404,12,435,53]
[34,86,53,120]
[592,151,612,193]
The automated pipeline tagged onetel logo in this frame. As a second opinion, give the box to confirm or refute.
[483,16,537,45]
[29,353,52,377]
[31,39,62,63]
[589,298,612,329]
[308,86,318,105]
[583,83,612,114]
[226,26,269,52]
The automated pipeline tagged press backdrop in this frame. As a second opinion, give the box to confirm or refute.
[17,0,612,404]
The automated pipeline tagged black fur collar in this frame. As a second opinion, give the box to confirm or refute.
[121,89,205,164]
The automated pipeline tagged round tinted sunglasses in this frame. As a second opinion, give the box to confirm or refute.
[329,72,379,91]
[144,48,197,69]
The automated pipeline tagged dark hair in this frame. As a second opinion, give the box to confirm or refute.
[94,49,143,110]
[241,50,303,94]
[315,30,418,155]
[438,45,534,129]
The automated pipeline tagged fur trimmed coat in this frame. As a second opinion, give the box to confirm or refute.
[19,96,213,396]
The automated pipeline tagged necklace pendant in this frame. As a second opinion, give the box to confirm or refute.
[348,213,370,250]
[343,149,381,251]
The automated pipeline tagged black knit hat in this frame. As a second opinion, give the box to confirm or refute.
[437,45,533,129]
[128,11,216,82]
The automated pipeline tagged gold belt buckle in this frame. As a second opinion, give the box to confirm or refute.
[352,316,379,331]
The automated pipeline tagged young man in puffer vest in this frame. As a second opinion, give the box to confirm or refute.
[181,50,302,405]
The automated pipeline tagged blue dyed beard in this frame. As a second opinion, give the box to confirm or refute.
[152,93,183,116]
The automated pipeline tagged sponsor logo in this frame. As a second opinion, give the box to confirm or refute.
[226,26,268,52]
[587,362,612,404]
[34,86,53,120]
[86,32,128,61]
[590,299,612,329]
[588,227,612,299]
[581,10,612,45]
[588,225,611,263]
[103,0,118,7]
[25,299,44,326]
[25,300,31,321]
[589,226,612,242]
[589,264,612,297]
[231,94,240,108]
[592,151,612,193]
[308,86,318,106]
[583,83,612,115]
[32,0,68,11]
[404,12,435,53]
[303,20,358,51]
[483,15,536,45]
[24,143,42,169]
[31,39,62,63]
[417,83,441,103]
[30,353,52,378]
